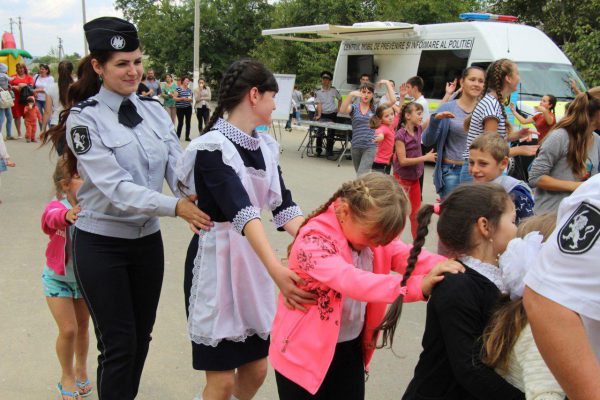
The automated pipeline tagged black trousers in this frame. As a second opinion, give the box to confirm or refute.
[372,161,391,174]
[73,228,164,400]
[275,337,365,400]
[196,106,210,133]
[315,112,338,155]
[176,106,193,139]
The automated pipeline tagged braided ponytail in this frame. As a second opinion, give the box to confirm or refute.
[372,204,435,348]
[202,59,278,135]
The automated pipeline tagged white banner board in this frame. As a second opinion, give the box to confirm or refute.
[272,74,296,121]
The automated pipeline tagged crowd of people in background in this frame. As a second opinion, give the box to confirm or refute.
[2,15,600,400]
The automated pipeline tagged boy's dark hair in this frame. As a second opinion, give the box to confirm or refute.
[360,73,370,80]
[406,76,424,92]
[373,183,511,349]
[469,133,509,163]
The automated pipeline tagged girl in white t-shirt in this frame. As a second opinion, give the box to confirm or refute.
[34,63,55,128]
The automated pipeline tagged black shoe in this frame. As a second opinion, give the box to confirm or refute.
[185,137,191,141]
[326,155,337,161]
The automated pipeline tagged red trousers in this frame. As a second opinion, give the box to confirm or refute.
[394,174,421,240]
[25,122,37,141]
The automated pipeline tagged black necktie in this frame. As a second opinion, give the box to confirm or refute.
[118,98,143,128]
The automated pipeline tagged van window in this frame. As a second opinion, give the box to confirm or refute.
[347,55,375,85]
[416,50,470,99]
[517,62,585,101]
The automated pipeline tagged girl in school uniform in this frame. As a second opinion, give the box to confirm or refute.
[177,59,314,400]
[389,184,526,399]
[269,173,463,399]
[393,102,436,239]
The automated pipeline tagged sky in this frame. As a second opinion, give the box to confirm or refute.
[0,0,123,58]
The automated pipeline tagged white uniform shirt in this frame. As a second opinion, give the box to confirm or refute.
[525,173,600,362]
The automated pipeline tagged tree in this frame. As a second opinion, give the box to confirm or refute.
[491,0,600,86]
[116,0,274,85]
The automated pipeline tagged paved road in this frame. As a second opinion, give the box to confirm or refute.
[0,121,441,399]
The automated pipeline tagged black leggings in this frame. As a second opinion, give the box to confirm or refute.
[176,106,192,139]
[196,106,210,133]
[275,337,365,400]
[73,228,164,400]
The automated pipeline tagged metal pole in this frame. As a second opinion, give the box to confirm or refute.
[82,0,88,56]
[9,18,15,35]
[18,16,24,49]
[58,37,64,59]
[193,0,200,86]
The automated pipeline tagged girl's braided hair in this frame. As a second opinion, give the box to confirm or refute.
[202,59,278,134]
[373,183,511,348]
[287,173,409,256]
[464,59,516,134]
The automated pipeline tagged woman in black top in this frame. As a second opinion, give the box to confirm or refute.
[375,184,525,400]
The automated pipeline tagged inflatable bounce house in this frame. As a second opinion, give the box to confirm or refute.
[1,32,32,75]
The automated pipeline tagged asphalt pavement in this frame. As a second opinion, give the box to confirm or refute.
[0,120,441,399]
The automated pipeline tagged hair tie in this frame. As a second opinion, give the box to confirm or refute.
[433,203,441,215]
[586,91,592,100]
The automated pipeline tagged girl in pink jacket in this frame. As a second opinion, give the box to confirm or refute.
[41,158,92,399]
[269,173,463,399]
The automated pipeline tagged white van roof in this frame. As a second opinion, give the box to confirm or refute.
[263,21,571,64]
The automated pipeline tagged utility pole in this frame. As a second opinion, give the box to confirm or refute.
[9,18,15,35]
[82,0,88,55]
[193,0,200,87]
[17,16,24,49]
[58,37,64,60]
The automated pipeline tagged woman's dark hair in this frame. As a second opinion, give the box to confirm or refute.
[373,183,511,348]
[57,60,74,108]
[42,51,114,175]
[545,94,557,116]
[358,82,376,112]
[202,59,278,134]
[398,101,423,130]
[39,63,51,75]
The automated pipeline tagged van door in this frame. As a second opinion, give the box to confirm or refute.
[416,49,471,100]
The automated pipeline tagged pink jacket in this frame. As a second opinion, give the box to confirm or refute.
[41,200,72,275]
[269,203,446,394]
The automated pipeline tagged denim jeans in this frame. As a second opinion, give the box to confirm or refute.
[459,158,473,184]
[351,146,377,176]
[439,163,462,200]
[0,107,12,137]
[36,100,45,129]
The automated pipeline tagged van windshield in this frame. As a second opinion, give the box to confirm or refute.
[517,62,586,101]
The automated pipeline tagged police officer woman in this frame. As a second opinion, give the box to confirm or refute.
[44,17,211,400]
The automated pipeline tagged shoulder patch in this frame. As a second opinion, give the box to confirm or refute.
[71,99,98,114]
[137,95,162,105]
[70,126,92,155]
[558,202,600,254]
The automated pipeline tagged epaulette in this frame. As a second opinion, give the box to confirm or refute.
[71,99,98,114]
[137,96,162,105]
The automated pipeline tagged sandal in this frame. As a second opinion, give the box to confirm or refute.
[76,379,93,397]
[57,383,80,399]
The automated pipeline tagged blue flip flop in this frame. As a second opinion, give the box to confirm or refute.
[57,383,80,399]
[76,379,93,397]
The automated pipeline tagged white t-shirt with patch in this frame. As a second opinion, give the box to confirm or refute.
[525,173,600,361]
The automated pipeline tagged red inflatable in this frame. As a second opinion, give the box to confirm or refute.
[2,32,17,49]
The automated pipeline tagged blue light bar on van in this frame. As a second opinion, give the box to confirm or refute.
[459,13,519,22]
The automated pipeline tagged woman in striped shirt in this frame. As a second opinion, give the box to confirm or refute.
[174,76,193,141]
[460,59,537,183]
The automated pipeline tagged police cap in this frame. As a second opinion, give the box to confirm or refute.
[84,17,139,52]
